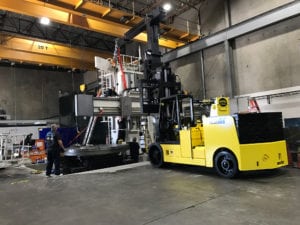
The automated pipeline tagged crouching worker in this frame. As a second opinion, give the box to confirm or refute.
[45,124,65,177]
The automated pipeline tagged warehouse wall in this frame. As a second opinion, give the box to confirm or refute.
[230,0,294,24]
[170,0,300,118]
[172,0,226,35]
[84,70,98,84]
[170,52,202,97]
[234,16,300,94]
[0,66,83,120]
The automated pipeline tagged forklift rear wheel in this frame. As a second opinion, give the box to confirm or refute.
[149,146,164,168]
[214,151,238,178]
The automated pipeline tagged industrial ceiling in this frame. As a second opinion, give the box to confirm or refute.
[0,0,203,71]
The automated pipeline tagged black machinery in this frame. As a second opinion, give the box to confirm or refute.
[123,7,181,114]
[60,6,180,173]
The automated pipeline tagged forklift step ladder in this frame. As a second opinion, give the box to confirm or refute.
[144,128,152,152]
[82,116,98,145]
[82,109,104,145]
[97,66,114,96]
[141,117,154,153]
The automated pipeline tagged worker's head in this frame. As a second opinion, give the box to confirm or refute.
[132,137,137,142]
[51,124,58,132]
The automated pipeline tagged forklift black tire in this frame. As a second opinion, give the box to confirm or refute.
[214,151,238,178]
[149,145,164,168]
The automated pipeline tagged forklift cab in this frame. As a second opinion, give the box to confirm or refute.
[157,94,194,143]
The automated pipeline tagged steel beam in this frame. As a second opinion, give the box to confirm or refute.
[162,1,300,63]
[0,47,93,69]
[0,34,112,69]
[0,0,191,49]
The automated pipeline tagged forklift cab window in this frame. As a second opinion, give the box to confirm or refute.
[180,97,195,128]
[158,100,179,143]
[158,95,195,143]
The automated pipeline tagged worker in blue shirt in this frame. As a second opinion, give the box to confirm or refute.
[45,124,65,177]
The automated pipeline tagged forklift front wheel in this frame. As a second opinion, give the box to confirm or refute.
[214,151,238,178]
[149,145,164,168]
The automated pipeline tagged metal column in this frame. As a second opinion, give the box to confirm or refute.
[224,0,235,98]
[200,50,206,99]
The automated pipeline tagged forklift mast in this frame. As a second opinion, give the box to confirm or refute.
[123,7,181,113]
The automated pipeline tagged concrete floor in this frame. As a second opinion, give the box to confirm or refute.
[0,163,299,225]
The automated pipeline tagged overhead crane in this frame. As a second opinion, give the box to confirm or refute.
[0,0,200,70]
[0,0,200,49]
[0,33,111,70]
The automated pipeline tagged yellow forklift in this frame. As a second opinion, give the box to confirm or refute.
[148,95,288,178]
[122,7,288,178]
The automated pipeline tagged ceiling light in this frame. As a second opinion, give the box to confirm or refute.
[163,3,172,12]
[40,17,50,25]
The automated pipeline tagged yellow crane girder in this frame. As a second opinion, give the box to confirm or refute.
[0,34,112,70]
[0,0,200,49]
